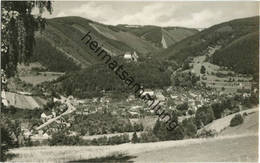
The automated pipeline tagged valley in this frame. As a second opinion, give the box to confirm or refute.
[1,10,258,162]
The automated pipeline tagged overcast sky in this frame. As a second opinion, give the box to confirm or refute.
[41,1,259,28]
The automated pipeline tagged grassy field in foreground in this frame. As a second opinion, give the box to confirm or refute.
[8,134,257,162]
[133,135,258,162]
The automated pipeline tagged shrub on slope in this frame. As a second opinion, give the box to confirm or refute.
[230,114,244,127]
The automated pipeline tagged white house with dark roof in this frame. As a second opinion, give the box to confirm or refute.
[124,51,138,62]
[1,91,8,106]
[142,89,154,97]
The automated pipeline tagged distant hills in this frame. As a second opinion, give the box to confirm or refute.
[116,25,198,48]
[159,16,259,75]
[32,16,198,71]
[32,16,259,77]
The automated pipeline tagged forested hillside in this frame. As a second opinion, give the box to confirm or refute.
[44,60,171,98]
[31,38,81,72]
[33,16,197,71]
[117,25,198,48]
[159,16,259,75]
[212,31,259,76]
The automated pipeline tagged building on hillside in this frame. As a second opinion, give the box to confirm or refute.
[40,112,52,122]
[132,51,138,61]
[155,92,166,101]
[166,87,172,92]
[243,93,251,98]
[129,111,140,117]
[23,129,32,137]
[130,105,142,111]
[53,97,61,103]
[92,98,98,103]
[54,95,66,103]
[189,92,197,98]
[41,113,47,119]
[68,95,74,101]
[1,91,9,106]
[52,110,56,118]
[253,88,258,94]
[142,89,154,97]
[43,133,49,138]
[124,52,132,60]
[124,51,138,62]
[170,95,178,99]
[100,97,110,103]
[126,95,135,102]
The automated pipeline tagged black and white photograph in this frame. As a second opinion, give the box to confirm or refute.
[0,0,259,162]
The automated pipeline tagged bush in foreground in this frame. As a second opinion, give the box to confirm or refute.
[182,118,197,138]
[48,130,130,146]
[230,114,244,127]
[139,131,159,143]
[196,129,217,138]
[131,132,139,143]
[48,131,81,146]
[153,119,184,141]
[195,105,215,129]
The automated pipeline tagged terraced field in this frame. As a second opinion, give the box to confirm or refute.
[190,48,253,93]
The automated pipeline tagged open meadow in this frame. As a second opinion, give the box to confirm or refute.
[8,133,258,162]
[4,92,46,109]
[19,73,63,86]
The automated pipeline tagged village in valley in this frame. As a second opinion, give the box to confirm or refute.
[1,42,258,142]
[1,1,258,162]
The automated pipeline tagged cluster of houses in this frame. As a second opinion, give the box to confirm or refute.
[79,88,217,118]
[40,96,78,123]
[1,91,9,107]
[167,89,205,112]
[35,78,257,137]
